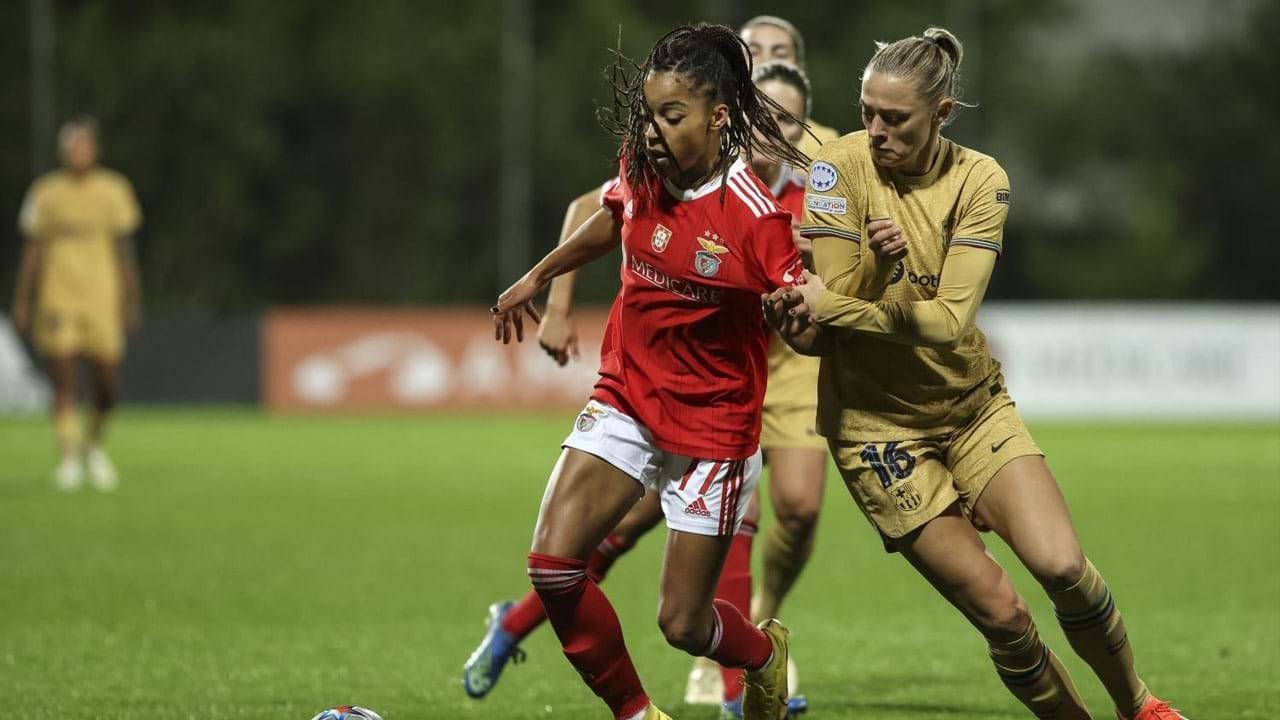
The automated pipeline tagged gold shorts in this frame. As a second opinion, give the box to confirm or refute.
[828,392,1042,543]
[760,402,825,450]
[34,304,123,363]
[761,336,824,450]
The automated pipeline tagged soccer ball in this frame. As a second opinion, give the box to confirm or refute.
[311,707,383,720]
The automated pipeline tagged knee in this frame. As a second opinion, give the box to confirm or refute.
[773,493,821,532]
[1032,550,1087,592]
[656,606,709,654]
[969,586,1032,641]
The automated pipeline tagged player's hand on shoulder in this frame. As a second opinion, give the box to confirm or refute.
[537,308,579,366]
[491,274,543,345]
[866,219,908,262]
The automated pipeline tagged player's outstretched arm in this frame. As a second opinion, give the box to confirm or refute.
[539,188,603,365]
[492,206,620,345]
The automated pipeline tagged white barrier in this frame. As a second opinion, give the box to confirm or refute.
[0,317,51,414]
[979,304,1280,420]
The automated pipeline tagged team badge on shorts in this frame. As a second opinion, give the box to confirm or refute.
[889,480,923,512]
[651,224,672,253]
[694,232,729,278]
[575,405,606,432]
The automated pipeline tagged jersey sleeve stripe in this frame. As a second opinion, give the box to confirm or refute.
[738,173,781,213]
[950,237,1002,254]
[727,175,768,218]
[799,226,862,242]
[599,177,619,208]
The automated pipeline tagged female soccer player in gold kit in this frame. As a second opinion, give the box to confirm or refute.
[767,27,1187,720]
[13,117,143,492]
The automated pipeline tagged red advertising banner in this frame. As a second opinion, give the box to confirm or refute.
[262,307,609,411]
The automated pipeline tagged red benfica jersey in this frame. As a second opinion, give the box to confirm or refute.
[593,157,805,459]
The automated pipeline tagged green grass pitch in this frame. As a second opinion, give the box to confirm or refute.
[0,409,1276,719]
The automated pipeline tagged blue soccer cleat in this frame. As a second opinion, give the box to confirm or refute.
[462,601,527,698]
[720,693,809,719]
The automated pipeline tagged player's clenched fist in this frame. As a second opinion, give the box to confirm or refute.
[866,219,908,262]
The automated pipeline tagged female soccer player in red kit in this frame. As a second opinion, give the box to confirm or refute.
[490,23,808,720]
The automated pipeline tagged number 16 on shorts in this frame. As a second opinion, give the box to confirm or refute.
[861,442,923,512]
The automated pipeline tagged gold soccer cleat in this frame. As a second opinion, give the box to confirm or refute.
[741,619,790,720]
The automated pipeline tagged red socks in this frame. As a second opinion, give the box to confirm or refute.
[518,531,765,715]
[502,534,633,639]
[704,599,773,672]
[710,522,764,700]
[528,552,649,719]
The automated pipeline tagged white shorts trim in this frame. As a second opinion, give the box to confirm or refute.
[562,401,761,537]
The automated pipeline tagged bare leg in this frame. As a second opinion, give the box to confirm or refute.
[84,358,120,447]
[686,491,763,706]
[657,529,735,653]
[756,446,826,621]
[897,505,1091,719]
[530,448,645,559]
[975,457,1151,716]
[526,449,652,718]
[610,490,665,547]
[47,355,78,459]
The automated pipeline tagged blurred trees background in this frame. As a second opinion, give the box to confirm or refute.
[1,0,1274,309]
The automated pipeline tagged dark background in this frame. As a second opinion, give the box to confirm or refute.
[2,0,1275,311]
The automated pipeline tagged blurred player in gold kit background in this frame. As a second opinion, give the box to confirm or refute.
[13,116,143,492]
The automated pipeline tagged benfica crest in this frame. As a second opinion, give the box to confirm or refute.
[694,231,729,278]
[651,224,672,253]
[575,405,606,433]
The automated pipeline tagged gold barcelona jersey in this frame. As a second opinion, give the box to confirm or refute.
[799,131,1011,441]
[19,167,142,313]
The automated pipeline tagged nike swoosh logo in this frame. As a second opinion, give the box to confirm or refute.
[991,436,1014,453]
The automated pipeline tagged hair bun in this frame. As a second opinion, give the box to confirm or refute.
[922,27,963,69]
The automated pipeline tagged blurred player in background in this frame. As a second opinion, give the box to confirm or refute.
[466,60,824,720]
[739,16,840,159]
[487,23,808,720]
[12,116,143,492]
[768,27,1187,720]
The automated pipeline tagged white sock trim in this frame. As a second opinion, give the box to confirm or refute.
[703,606,725,657]
[621,706,649,720]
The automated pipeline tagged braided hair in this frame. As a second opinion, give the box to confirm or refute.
[598,23,810,210]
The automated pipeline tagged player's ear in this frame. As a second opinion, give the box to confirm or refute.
[708,102,730,131]
[934,97,954,126]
